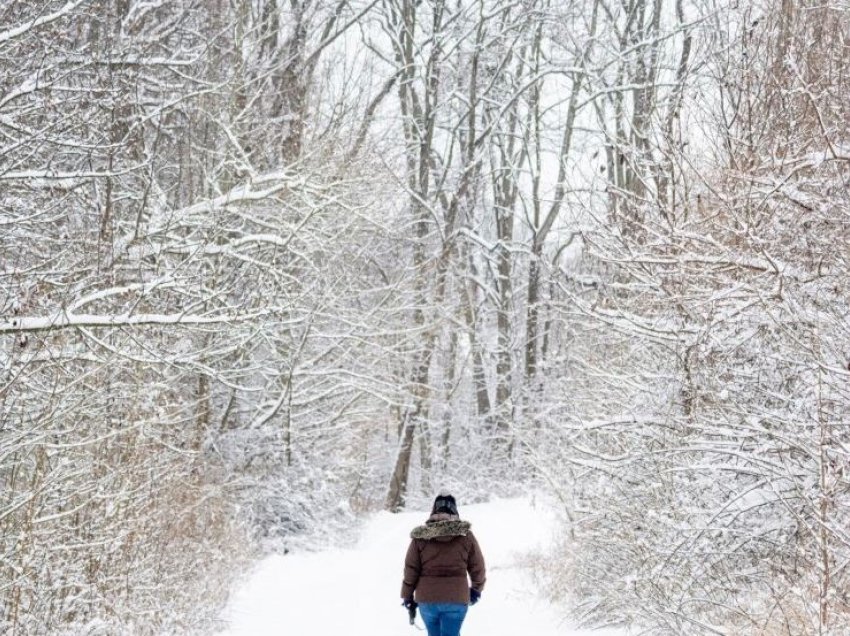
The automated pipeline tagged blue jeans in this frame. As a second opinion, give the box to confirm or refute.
[418,602,468,636]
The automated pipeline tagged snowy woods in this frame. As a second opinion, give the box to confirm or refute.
[1,0,849,634]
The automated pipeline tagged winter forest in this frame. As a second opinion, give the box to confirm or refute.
[1,0,849,633]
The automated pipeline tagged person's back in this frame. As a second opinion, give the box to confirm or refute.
[400,493,486,636]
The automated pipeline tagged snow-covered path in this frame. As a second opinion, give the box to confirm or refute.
[217,498,625,636]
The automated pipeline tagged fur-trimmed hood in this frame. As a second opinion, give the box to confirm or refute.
[410,519,471,540]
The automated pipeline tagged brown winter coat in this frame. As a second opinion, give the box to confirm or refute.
[400,517,486,605]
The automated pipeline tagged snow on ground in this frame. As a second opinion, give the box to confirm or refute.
[216,498,626,636]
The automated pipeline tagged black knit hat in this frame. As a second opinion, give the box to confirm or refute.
[432,493,458,516]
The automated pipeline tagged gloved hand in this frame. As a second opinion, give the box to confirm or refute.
[403,597,418,626]
[470,588,481,605]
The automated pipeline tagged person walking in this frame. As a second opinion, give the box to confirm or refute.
[400,492,486,636]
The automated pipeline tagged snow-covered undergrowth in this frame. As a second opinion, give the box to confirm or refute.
[216,498,627,636]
